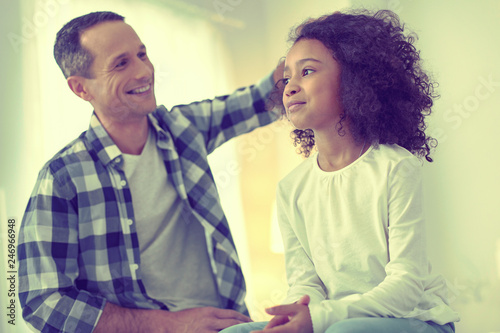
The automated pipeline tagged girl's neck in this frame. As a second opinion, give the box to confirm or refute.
[314,128,367,172]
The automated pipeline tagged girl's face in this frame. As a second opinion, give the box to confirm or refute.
[282,38,343,131]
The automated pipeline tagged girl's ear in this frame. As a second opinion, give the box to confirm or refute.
[67,76,93,102]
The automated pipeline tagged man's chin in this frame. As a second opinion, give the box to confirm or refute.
[146,101,158,114]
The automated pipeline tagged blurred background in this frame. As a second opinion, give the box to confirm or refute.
[1,0,499,332]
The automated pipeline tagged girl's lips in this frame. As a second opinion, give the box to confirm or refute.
[288,101,305,112]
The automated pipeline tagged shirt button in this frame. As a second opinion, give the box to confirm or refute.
[127,219,133,225]
[131,264,139,271]
[120,180,127,187]
[115,157,121,163]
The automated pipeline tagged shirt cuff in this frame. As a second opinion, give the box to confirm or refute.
[257,71,276,95]
[308,301,346,333]
[256,71,281,120]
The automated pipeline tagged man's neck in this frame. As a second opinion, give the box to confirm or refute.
[98,114,150,155]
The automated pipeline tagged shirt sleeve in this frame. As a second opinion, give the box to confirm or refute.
[276,184,328,306]
[307,157,430,333]
[18,167,106,333]
[172,72,279,154]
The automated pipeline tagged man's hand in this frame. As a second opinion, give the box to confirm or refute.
[252,295,313,333]
[162,306,253,333]
[94,302,252,333]
[272,58,285,85]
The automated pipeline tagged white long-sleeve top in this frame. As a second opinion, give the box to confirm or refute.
[276,144,460,333]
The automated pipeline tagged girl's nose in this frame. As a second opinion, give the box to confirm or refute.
[284,81,300,96]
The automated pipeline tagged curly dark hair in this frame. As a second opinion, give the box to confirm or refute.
[269,9,438,162]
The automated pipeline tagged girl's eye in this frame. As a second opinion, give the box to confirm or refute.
[138,52,147,59]
[303,68,314,76]
[280,69,313,87]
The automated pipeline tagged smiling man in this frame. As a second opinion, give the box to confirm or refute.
[18,11,282,333]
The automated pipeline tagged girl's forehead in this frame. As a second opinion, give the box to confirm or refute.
[286,39,331,63]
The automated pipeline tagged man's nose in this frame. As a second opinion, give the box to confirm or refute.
[134,59,154,80]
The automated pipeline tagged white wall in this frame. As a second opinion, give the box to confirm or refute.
[0,1,28,332]
[391,1,500,332]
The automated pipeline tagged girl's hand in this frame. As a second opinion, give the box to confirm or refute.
[252,295,313,333]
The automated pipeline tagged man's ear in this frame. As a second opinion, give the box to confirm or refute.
[67,76,93,101]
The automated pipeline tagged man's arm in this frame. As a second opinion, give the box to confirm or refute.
[168,61,285,155]
[18,167,108,332]
[94,302,252,333]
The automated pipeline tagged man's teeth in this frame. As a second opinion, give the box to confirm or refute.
[129,85,150,94]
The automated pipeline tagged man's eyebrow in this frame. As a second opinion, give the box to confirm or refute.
[109,44,147,66]
[283,58,322,73]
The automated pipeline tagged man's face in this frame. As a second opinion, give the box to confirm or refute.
[80,21,156,123]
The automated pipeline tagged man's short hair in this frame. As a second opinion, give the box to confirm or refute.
[54,11,124,79]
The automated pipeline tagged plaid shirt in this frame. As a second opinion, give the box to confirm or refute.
[18,74,276,333]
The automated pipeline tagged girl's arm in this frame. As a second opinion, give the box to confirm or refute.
[276,186,327,305]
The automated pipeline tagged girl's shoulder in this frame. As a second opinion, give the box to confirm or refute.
[373,144,424,180]
[374,143,422,164]
[277,152,318,193]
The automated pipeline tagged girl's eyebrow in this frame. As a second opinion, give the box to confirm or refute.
[284,58,322,73]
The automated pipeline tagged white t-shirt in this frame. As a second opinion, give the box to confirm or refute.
[122,129,220,311]
[276,144,460,333]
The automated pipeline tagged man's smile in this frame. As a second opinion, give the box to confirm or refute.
[127,83,152,94]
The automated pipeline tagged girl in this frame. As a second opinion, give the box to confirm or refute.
[222,9,459,333]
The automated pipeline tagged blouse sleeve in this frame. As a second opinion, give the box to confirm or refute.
[276,184,328,305]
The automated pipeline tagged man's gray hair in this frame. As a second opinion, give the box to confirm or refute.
[54,11,124,78]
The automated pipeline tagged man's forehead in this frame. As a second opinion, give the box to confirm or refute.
[80,21,143,58]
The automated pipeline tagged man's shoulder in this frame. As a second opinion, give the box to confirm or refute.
[151,105,205,140]
[41,132,96,178]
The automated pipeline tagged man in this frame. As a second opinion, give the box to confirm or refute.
[18,11,282,333]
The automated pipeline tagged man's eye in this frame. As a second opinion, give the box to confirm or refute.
[116,60,127,68]
[138,52,147,59]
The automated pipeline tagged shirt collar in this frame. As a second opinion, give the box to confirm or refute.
[85,110,173,167]
[147,110,172,148]
[85,113,122,167]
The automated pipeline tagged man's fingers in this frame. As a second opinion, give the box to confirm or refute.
[213,308,252,322]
